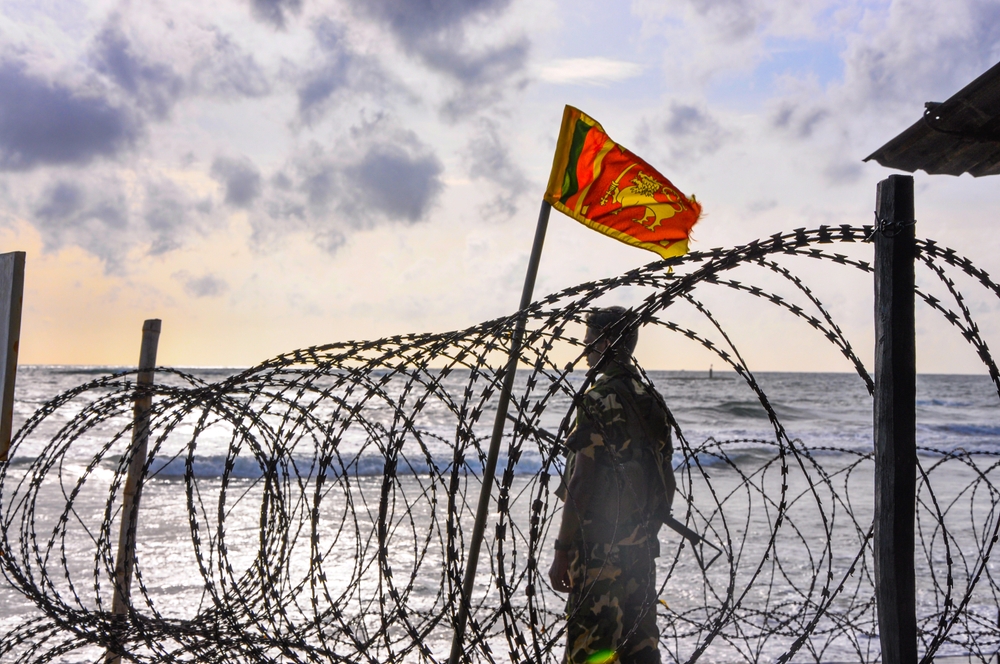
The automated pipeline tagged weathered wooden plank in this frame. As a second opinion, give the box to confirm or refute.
[0,251,25,462]
[874,175,917,664]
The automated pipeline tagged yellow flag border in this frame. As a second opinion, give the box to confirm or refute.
[550,200,689,260]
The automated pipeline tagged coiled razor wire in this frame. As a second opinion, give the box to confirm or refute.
[2,224,1000,663]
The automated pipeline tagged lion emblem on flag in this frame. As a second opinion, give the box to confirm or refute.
[600,165,686,231]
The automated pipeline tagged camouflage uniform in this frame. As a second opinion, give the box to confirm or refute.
[560,362,672,664]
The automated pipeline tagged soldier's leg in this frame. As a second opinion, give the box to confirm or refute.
[617,548,660,664]
[564,544,625,664]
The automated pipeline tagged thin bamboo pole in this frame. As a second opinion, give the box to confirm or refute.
[105,319,161,664]
[448,201,551,664]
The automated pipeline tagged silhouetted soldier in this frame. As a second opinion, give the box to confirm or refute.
[549,306,676,664]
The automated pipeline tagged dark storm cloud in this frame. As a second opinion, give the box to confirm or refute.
[346,145,443,223]
[258,165,344,250]
[32,180,130,266]
[92,22,185,119]
[301,163,337,213]
[194,30,271,99]
[688,0,760,41]
[841,0,1000,110]
[356,0,527,116]
[641,102,730,161]
[296,18,355,124]
[359,0,511,43]
[770,101,829,139]
[430,41,526,86]
[823,158,863,185]
[664,103,716,137]
[289,143,443,223]
[297,65,349,122]
[747,199,778,215]
[93,21,269,109]
[364,0,528,85]
[29,174,217,271]
[249,0,303,30]
[212,156,263,208]
[293,18,397,125]
[176,272,229,298]
[761,0,1000,186]
[253,133,444,253]
[143,179,215,256]
[0,61,139,171]
[34,181,85,222]
[464,119,527,218]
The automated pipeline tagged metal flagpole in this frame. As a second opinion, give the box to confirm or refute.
[448,200,551,664]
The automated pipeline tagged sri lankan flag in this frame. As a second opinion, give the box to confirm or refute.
[544,106,701,259]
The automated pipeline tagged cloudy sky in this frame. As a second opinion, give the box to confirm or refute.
[2,0,1000,371]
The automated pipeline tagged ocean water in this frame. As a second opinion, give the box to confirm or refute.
[2,366,999,663]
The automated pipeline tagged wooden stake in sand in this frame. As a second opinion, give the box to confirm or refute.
[105,319,161,664]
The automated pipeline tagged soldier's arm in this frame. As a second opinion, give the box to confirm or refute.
[556,451,596,545]
[548,450,596,593]
[550,390,603,593]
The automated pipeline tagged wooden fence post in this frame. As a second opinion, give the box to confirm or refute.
[0,251,25,462]
[105,319,161,664]
[873,175,917,664]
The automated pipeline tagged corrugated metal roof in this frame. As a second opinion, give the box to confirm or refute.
[864,61,1000,177]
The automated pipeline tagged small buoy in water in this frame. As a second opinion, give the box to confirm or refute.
[709,364,713,379]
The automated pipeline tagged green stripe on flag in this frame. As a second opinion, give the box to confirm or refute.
[560,119,592,203]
